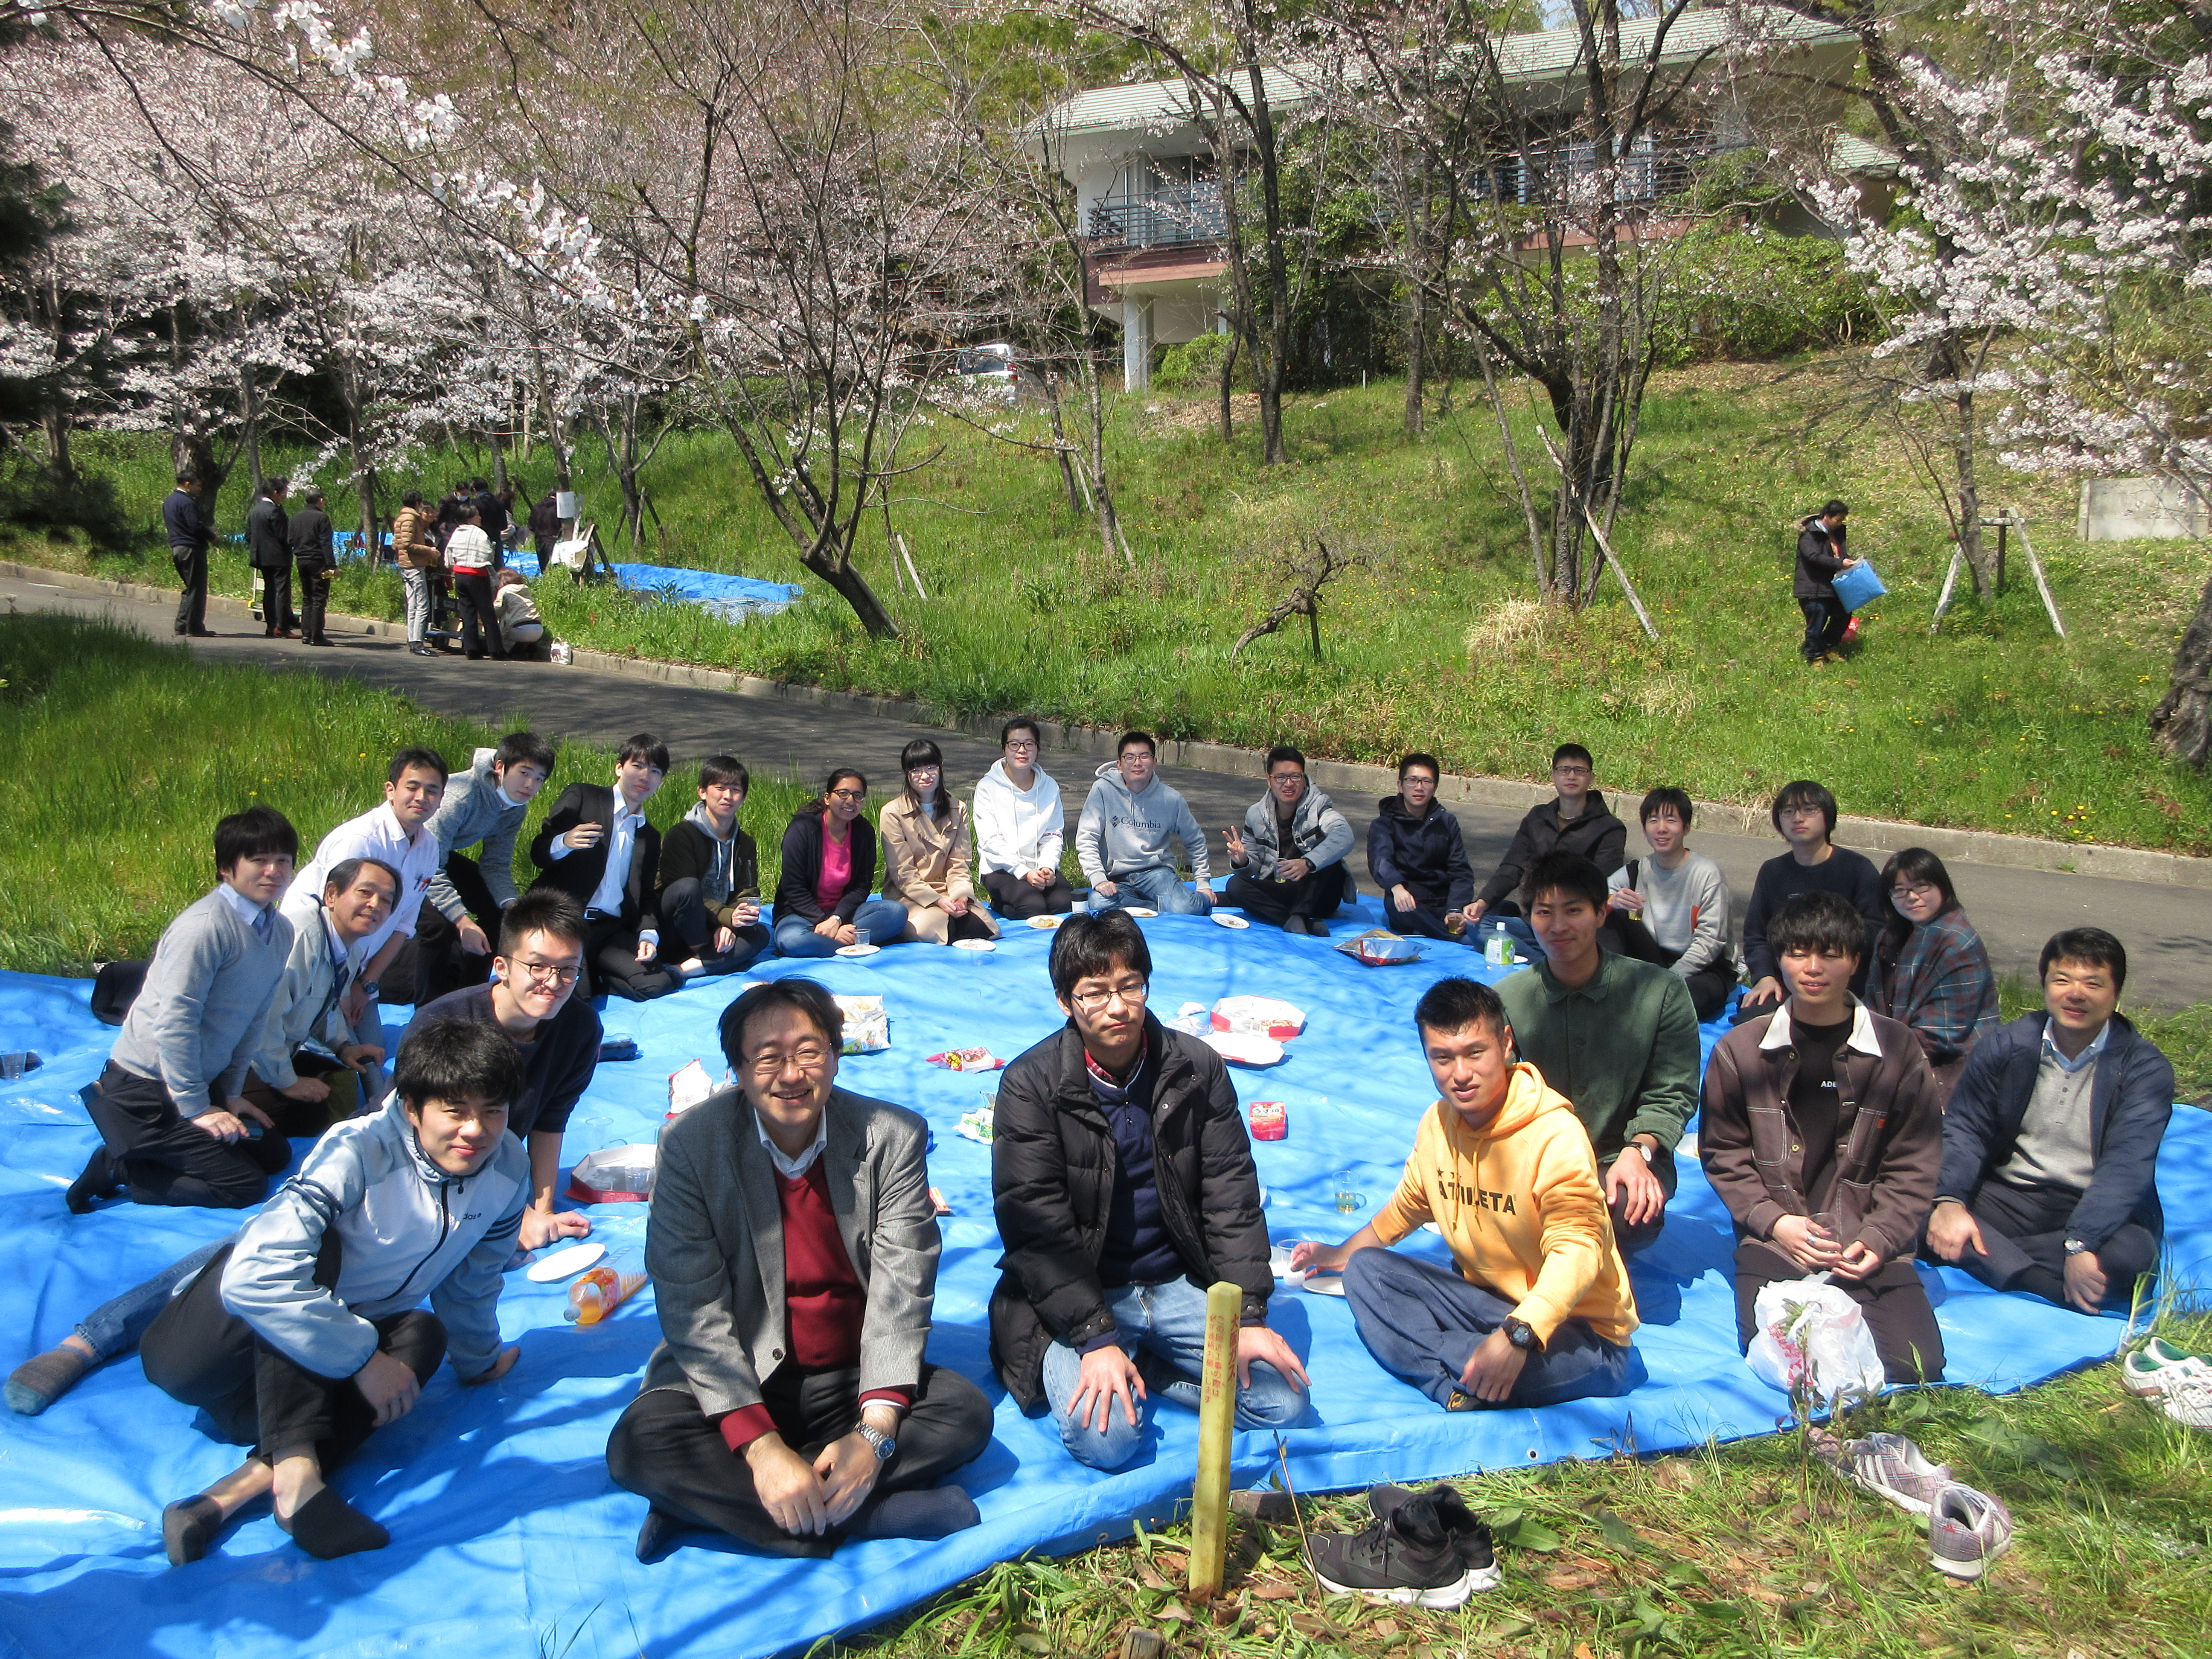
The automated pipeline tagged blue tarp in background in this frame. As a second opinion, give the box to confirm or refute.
[2,896,2205,1659]
[499,550,804,621]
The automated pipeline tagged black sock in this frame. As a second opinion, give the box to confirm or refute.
[847,1486,980,1540]
[287,1486,389,1559]
[66,1149,119,1214]
[163,1495,224,1566]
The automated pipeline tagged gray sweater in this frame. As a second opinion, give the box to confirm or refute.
[1075,764,1212,885]
[422,746,530,923]
[109,887,294,1111]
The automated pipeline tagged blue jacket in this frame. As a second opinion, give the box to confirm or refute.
[1939,1011,2174,1252]
[163,487,209,554]
[1365,795,1475,911]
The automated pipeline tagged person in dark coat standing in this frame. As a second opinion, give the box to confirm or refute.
[473,478,509,570]
[528,490,562,562]
[164,473,215,637]
[244,477,295,638]
[1794,498,1861,666]
[286,489,338,648]
[990,910,1308,1469]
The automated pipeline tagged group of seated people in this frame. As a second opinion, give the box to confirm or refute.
[17,736,2182,1573]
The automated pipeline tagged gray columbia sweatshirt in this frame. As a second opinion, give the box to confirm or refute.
[1075,763,1212,886]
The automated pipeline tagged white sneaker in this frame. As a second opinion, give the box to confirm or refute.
[1811,1428,1953,1518]
[2155,1376,2212,1431]
[2120,1337,2212,1401]
[1928,1483,2014,1581]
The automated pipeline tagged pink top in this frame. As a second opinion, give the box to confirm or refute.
[815,812,852,913]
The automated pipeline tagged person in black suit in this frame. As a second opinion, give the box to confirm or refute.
[474,478,508,568]
[286,490,338,649]
[529,733,679,1001]
[164,473,215,636]
[245,476,295,637]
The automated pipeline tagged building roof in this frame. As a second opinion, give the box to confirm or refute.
[1036,7,1858,140]
[1829,131,1899,177]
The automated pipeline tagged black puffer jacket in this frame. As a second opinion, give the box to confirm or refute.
[1365,795,1476,911]
[990,1015,1272,1410]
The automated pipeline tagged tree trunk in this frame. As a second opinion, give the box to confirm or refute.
[1045,375,1085,516]
[489,425,509,495]
[1246,48,1289,466]
[799,525,899,636]
[1403,282,1426,439]
[1953,384,1989,597]
[2151,565,2212,767]
[41,407,69,480]
[1218,326,1240,443]
[241,365,264,495]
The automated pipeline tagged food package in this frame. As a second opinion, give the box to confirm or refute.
[568,1144,658,1204]
[835,994,891,1054]
[1212,996,1307,1041]
[926,1047,1005,1073]
[1166,1001,1212,1037]
[666,1058,718,1121]
[1202,1030,1285,1068]
[1248,1100,1288,1140]
[956,1103,995,1144]
[1334,928,1427,966]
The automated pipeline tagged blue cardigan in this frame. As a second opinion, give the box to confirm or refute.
[1938,1011,2174,1252]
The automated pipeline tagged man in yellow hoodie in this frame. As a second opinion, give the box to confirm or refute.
[1294,977,1643,1410]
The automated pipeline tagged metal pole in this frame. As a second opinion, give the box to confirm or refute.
[1187,1281,1243,1603]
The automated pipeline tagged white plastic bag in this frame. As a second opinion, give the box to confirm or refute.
[1746,1276,1886,1404]
[834,994,890,1054]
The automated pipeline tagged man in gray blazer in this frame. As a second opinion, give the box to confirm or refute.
[608,979,992,1560]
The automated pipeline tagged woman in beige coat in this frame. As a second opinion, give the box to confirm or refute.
[880,739,1000,945]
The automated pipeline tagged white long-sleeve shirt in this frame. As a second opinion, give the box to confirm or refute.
[1607,850,1730,977]
[282,802,440,960]
[972,759,1065,879]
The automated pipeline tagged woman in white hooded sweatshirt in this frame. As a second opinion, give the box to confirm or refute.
[971,717,1075,919]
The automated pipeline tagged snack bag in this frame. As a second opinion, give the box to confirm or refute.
[1248,1100,1288,1140]
[834,994,891,1054]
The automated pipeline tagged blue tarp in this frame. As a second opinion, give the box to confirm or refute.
[501,551,803,621]
[2,896,2205,1659]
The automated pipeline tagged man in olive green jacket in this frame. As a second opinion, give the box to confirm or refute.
[1496,852,1700,1257]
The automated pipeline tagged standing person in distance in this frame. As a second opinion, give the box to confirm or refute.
[528,486,562,563]
[1604,787,1735,1022]
[287,488,339,649]
[1736,780,1886,1018]
[529,733,679,1000]
[245,475,296,639]
[1365,753,1476,943]
[164,470,215,637]
[390,490,442,657]
[1869,848,2000,1105]
[1795,498,1861,667]
[972,717,1074,920]
[772,767,910,958]
[443,506,506,661]
[1222,745,1355,937]
[657,754,772,978]
[1075,732,1214,915]
[879,739,998,946]
[473,477,509,569]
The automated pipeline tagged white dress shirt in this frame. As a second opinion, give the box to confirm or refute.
[281,801,440,960]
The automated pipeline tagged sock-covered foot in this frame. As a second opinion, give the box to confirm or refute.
[635,1508,685,1563]
[848,1486,980,1540]
[283,1486,389,1559]
[6,1344,91,1415]
[65,1149,120,1214]
[163,1495,225,1566]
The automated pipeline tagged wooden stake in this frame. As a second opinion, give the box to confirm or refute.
[1187,1281,1243,1603]
[897,533,929,601]
[1577,501,1660,641]
[1930,547,1965,632]
[2013,515,2067,639]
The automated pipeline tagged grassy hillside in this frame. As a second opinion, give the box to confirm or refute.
[8,354,2209,853]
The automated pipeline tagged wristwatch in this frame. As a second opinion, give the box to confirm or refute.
[856,1422,898,1461]
[1629,1140,1655,1165]
[2063,1238,2089,1257]
[1502,1317,1542,1353]
[358,980,381,1001]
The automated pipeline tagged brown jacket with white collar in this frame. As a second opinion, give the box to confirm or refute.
[1699,999,1942,1265]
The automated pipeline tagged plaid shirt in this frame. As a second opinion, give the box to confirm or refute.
[1871,907,2000,1065]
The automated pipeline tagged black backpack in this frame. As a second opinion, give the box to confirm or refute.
[90,960,150,1027]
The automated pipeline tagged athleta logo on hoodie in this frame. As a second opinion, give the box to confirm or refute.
[1435,1170,1518,1215]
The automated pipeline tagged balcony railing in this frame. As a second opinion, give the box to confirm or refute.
[1089,183,1228,250]
[1471,132,1729,207]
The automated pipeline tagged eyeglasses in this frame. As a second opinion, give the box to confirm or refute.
[1004,740,1038,754]
[1069,981,1148,1014]
[907,766,941,780]
[512,959,582,985]
[828,789,867,802]
[746,1043,832,1077]
[1553,765,1592,779]
[1891,882,1941,903]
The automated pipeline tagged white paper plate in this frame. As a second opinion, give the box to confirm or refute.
[1301,1272,1347,1297]
[1124,907,1158,919]
[524,1242,605,1283]
[835,943,881,958]
[1211,912,1250,929]
[952,937,997,952]
[1026,914,1063,930]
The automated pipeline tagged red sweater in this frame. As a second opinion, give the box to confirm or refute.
[716,1157,912,1452]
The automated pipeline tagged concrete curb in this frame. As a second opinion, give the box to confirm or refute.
[10,558,2207,891]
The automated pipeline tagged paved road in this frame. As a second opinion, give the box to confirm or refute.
[12,573,2212,1010]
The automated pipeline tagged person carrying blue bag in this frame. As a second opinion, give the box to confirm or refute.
[1794,499,1865,667]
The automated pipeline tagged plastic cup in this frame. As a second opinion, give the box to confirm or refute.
[1333,1171,1365,1214]
[853,928,871,950]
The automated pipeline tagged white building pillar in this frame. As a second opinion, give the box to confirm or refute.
[1122,295,1154,391]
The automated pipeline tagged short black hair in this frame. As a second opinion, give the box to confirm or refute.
[499,889,587,956]
[324,855,402,902]
[472,478,489,492]
[388,746,450,786]
[720,978,844,1067]
[1398,751,1441,782]
[1551,743,1593,770]
[1117,730,1156,759]
[493,731,556,775]
[214,805,299,872]
[619,733,671,773]
[1001,716,1042,748]
[1265,745,1307,774]
[265,475,289,495]
[395,1018,523,1116]
[2040,927,2128,994]
[402,489,424,508]
[1640,786,1694,828]
[699,754,750,792]
[1768,890,1865,963]
[1771,779,1838,836]
[303,489,326,506]
[1521,850,1609,914]
[1822,498,1850,518]
[1051,910,1152,1002]
[1414,976,1508,1039]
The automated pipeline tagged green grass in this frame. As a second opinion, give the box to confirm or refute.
[9,355,2211,854]
[835,1313,2212,1659]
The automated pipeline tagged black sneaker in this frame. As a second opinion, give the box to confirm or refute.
[1306,1492,1482,1608]
[1367,1483,1500,1587]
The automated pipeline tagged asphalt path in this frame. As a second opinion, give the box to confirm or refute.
[12,573,2211,1010]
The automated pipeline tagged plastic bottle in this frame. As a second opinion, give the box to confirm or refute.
[566,1267,650,1325]
[1485,921,1515,967]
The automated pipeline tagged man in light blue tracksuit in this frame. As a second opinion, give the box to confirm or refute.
[1075,731,1213,916]
[139,1020,531,1567]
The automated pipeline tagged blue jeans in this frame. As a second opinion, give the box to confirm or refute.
[1039,1278,1307,1470]
[772,898,910,958]
[1086,866,1209,917]
[1344,1248,1645,1410]
[76,1237,229,1362]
